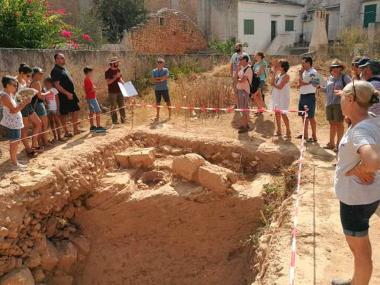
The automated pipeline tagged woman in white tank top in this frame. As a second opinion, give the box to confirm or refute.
[270,60,291,139]
[0,76,32,170]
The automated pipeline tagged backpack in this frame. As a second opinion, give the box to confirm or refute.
[243,66,261,96]
[341,75,348,88]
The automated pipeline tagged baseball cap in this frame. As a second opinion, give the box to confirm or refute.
[357,57,370,68]
[360,60,380,74]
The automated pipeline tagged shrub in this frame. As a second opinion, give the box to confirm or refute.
[0,0,67,48]
[209,38,248,55]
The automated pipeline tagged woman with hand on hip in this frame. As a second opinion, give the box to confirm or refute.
[332,80,380,285]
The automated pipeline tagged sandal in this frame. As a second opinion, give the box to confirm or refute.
[323,143,335,150]
[64,133,73,138]
[306,138,317,143]
[32,146,44,153]
[296,134,304,139]
[26,150,37,158]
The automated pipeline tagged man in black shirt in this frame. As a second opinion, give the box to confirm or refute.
[51,53,80,137]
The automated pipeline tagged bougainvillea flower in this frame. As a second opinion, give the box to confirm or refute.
[55,9,66,15]
[60,30,72,39]
[82,34,92,41]
[71,42,79,49]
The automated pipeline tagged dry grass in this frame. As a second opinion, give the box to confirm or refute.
[141,64,234,114]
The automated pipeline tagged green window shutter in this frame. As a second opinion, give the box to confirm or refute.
[285,19,294,31]
[364,4,377,28]
[244,19,254,35]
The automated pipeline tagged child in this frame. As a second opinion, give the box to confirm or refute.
[84,67,106,133]
[43,77,63,142]
[0,76,32,170]
[270,60,291,139]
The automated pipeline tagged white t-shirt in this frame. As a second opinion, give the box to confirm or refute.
[236,65,253,94]
[334,117,380,205]
[300,67,318,95]
[45,88,58,111]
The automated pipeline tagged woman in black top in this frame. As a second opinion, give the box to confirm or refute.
[17,64,41,157]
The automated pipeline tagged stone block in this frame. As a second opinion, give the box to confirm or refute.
[172,153,205,181]
[40,241,59,271]
[115,148,155,169]
[198,164,237,193]
[0,267,35,285]
[56,241,77,273]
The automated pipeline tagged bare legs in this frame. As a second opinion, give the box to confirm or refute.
[21,113,42,153]
[275,112,291,137]
[346,235,373,285]
[328,122,344,149]
[303,117,317,141]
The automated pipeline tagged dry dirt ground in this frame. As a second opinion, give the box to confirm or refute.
[0,65,379,285]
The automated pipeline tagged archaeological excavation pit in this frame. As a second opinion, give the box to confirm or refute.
[0,130,299,285]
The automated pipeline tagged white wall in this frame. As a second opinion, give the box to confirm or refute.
[238,1,303,54]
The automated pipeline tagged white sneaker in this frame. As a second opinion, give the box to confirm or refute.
[11,162,27,171]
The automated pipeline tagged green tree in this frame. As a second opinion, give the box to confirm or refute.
[94,0,146,43]
[0,0,67,48]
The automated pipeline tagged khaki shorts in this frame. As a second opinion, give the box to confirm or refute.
[326,104,344,122]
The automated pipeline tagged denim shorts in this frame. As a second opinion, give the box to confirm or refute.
[87,99,101,113]
[298,93,316,118]
[21,104,35,118]
[3,127,21,141]
[34,102,48,117]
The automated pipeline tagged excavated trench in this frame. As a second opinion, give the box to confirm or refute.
[0,130,299,285]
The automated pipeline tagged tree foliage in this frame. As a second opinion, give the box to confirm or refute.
[94,0,146,43]
[0,0,67,48]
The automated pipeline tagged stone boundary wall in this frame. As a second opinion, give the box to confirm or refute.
[0,49,229,105]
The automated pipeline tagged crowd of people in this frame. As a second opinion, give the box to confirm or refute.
[0,45,379,284]
[0,54,172,170]
[230,44,380,285]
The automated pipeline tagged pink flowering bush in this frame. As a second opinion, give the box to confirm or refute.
[0,0,67,48]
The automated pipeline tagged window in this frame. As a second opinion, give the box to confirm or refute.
[364,4,377,28]
[285,19,295,31]
[244,19,254,35]
[159,17,165,26]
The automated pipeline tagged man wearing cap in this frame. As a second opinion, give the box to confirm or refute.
[351,57,362,80]
[321,59,351,151]
[50,53,81,137]
[105,57,126,124]
[151,58,171,121]
[360,59,380,115]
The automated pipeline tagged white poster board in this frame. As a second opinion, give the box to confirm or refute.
[118,81,138,97]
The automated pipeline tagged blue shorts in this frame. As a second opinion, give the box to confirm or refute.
[34,102,47,117]
[21,104,35,118]
[3,127,21,141]
[298,93,316,118]
[87,99,101,113]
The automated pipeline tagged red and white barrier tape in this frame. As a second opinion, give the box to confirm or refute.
[1,102,306,145]
[289,109,308,285]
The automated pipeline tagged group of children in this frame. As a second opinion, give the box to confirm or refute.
[0,64,105,170]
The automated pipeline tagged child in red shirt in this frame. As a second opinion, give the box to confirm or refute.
[83,67,106,133]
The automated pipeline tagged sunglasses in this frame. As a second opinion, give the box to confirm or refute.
[352,78,358,102]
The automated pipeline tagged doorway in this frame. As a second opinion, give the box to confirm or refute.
[271,21,277,41]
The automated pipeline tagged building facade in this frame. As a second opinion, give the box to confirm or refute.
[238,0,303,54]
